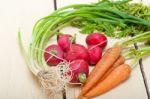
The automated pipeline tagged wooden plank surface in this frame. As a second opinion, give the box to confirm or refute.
[0,0,150,99]
[56,0,149,99]
[0,0,62,99]
[142,55,150,98]
[138,1,150,98]
[137,0,150,98]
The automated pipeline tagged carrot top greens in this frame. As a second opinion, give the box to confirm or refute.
[71,0,150,37]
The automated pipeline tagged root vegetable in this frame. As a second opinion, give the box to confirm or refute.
[69,59,89,83]
[77,46,121,98]
[84,64,131,98]
[86,33,107,49]
[57,34,74,52]
[88,46,102,65]
[66,44,89,62]
[44,44,64,66]
[100,55,125,81]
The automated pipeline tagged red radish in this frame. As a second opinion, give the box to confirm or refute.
[86,33,107,49]
[69,59,89,83]
[65,44,89,62]
[88,46,102,65]
[44,44,64,66]
[57,34,75,52]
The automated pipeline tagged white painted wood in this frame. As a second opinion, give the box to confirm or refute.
[0,0,62,99]
[137,43,150,97]
[56,0,149,99]
[139,0,150,96]
[0,0,149,98]
[56,0,98,7]
[142,56,150,92]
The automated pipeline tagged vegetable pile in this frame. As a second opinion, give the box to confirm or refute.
[77,31,150,99]
[43,32,106,84]
[18,0,150,98]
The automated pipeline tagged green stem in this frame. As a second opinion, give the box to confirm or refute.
[124,46,150,68]
[78,73,87,84]
[119,31,150,47]
[18,31,39,75]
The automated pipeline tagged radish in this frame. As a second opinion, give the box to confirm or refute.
[44,44,64,66]
[69,59,89,83]
[88,46,102,65]
[65,44,89,62]
[57,34,75,52]
[86,33,107,49]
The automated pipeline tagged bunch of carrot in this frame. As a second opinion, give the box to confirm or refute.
[77,31,150,98]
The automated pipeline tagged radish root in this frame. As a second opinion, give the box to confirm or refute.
[37,62,73,94]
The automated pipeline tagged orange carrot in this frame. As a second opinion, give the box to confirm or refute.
[77,46,122,99]
[100,55,125,81]
[113,55,125,67]
[84,64,131,98]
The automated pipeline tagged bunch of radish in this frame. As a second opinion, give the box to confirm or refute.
[44,33,107,83]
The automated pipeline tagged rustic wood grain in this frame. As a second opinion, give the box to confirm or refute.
[0,0,63,99]
[0,0,150,99]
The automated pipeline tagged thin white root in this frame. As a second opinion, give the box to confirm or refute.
[37,62,72,95]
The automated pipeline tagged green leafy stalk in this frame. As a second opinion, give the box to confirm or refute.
[118,31,150,47]
[18,30,39,75]
[78,73,87,84]
[124,46,150,68]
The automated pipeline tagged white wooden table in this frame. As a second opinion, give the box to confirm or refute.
[0,0,149,99]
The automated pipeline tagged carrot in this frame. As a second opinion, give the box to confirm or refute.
[100,55,125,81]
[77,46,122,99]
[113,55,125,67]
[84,64,131,98]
